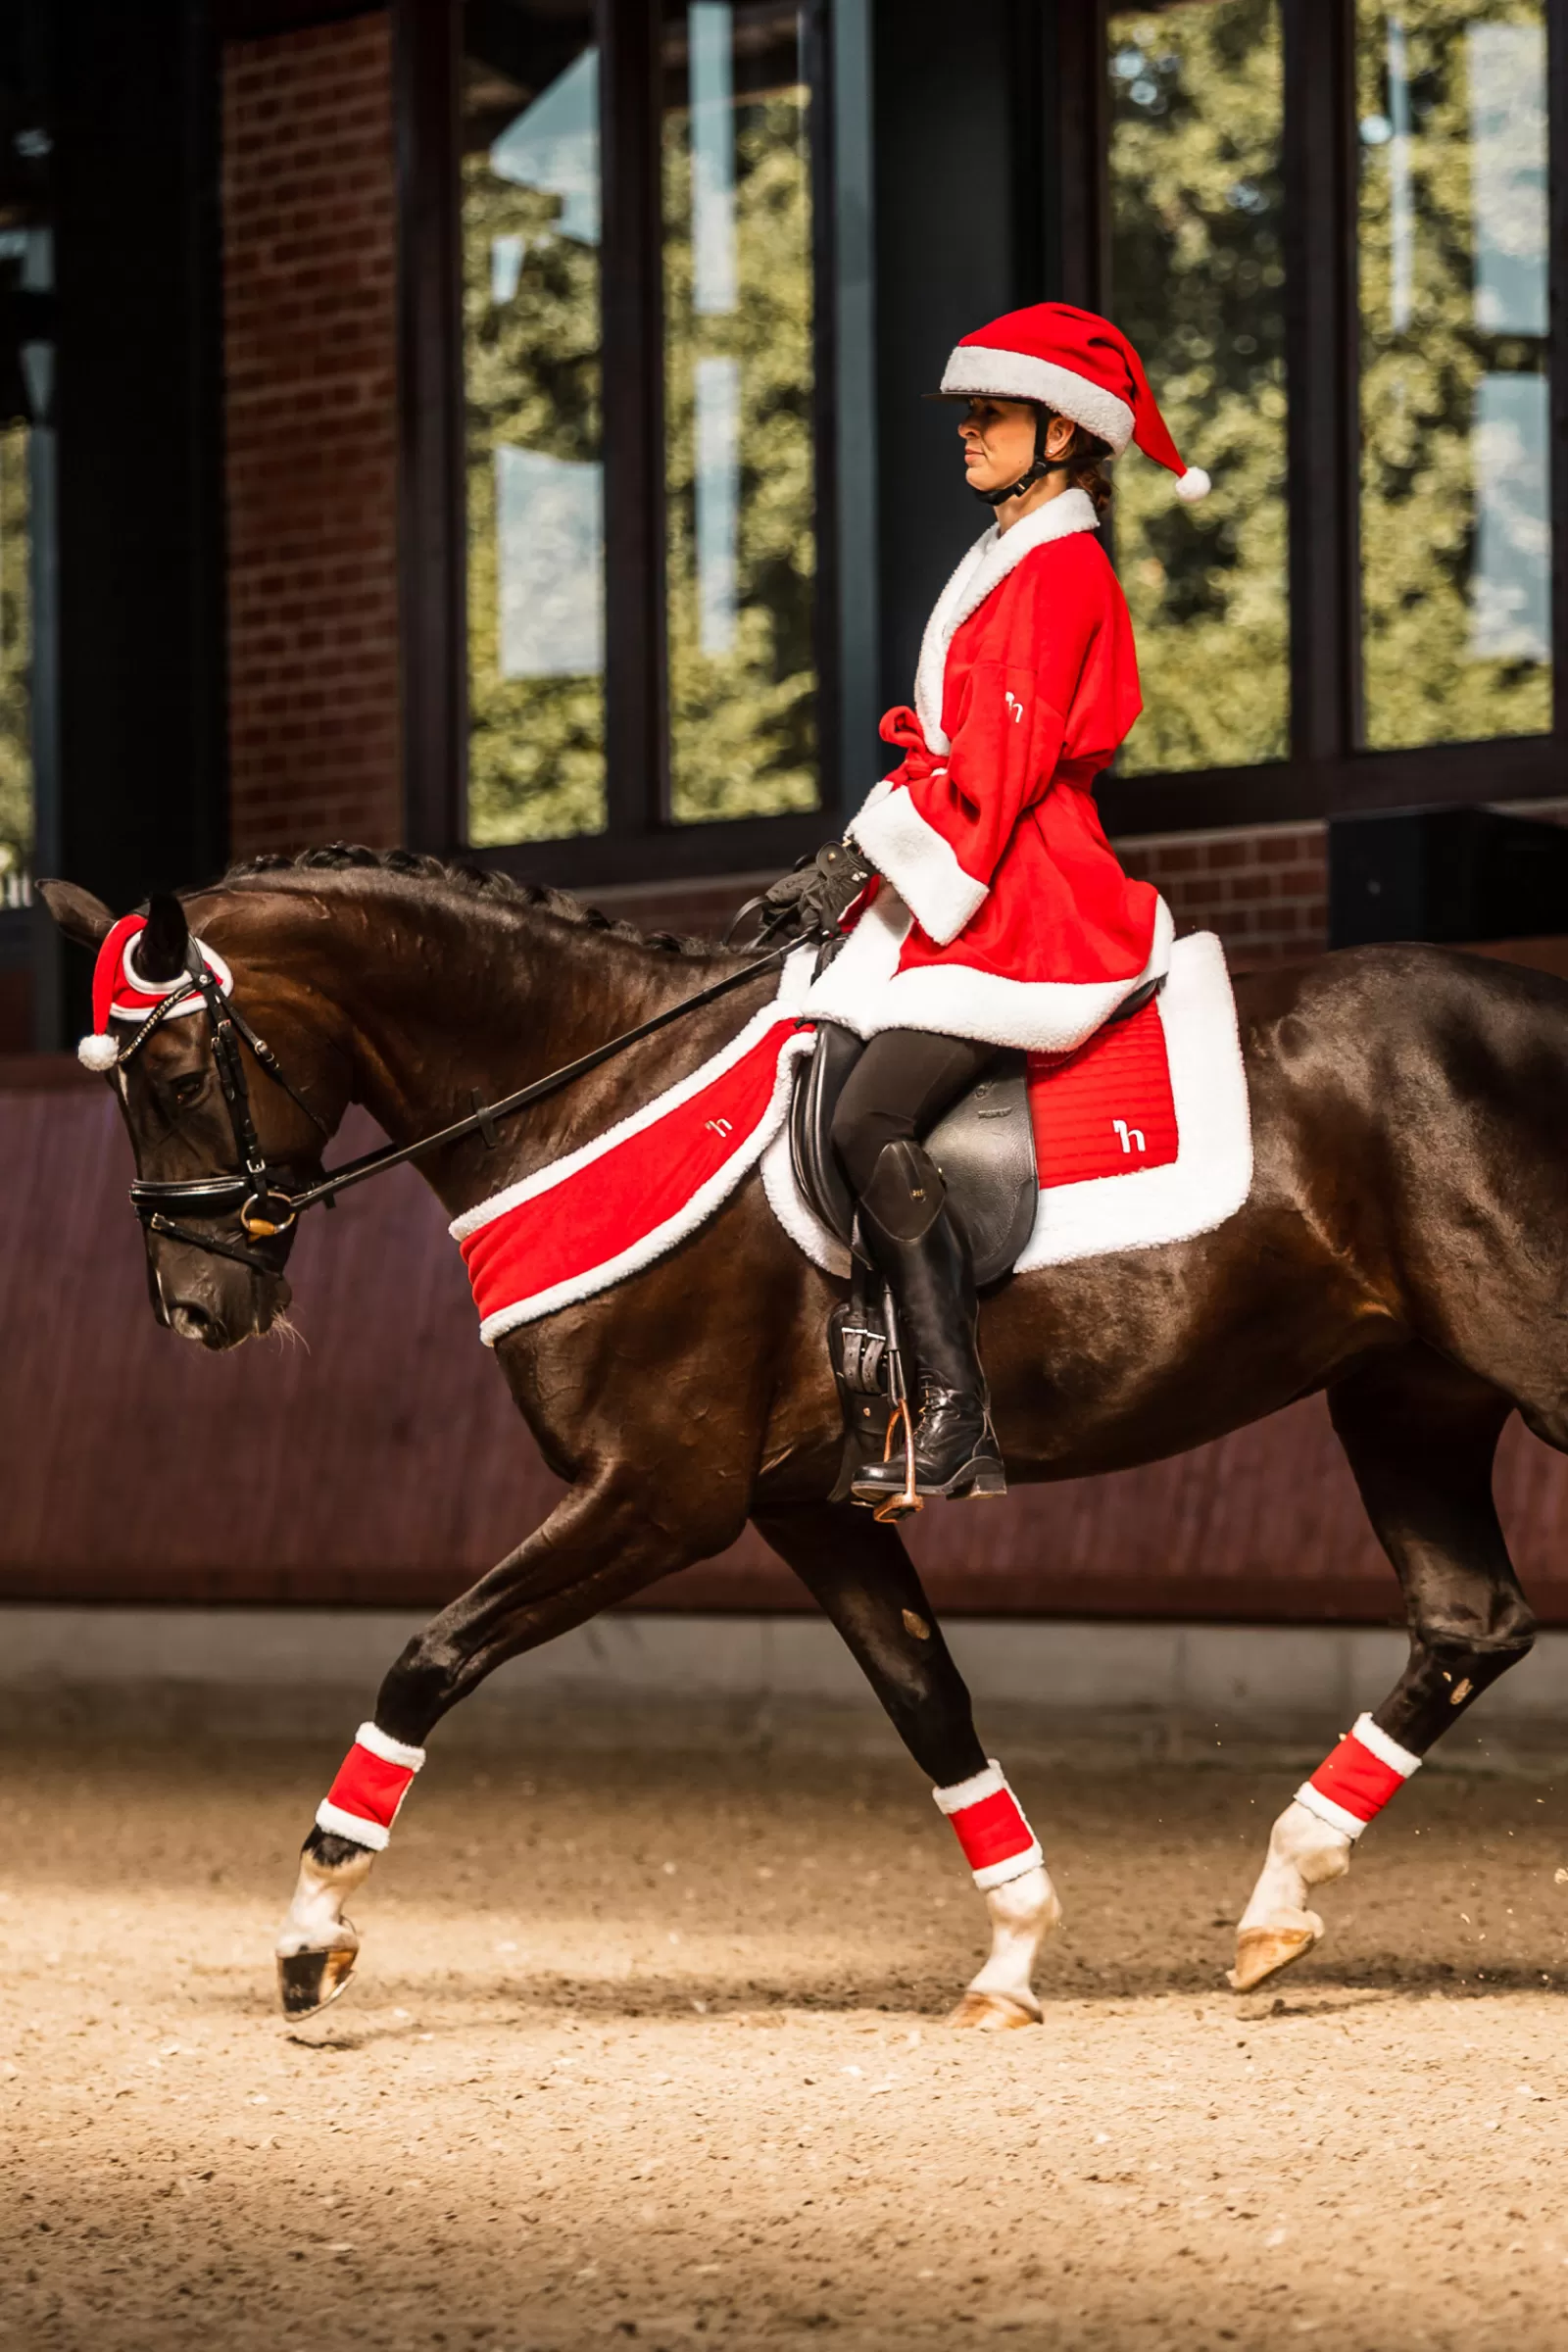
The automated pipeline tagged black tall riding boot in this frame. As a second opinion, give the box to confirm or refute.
[850,1139,1006,1505]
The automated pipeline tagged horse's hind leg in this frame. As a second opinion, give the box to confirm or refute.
[754,1500,1061,2031]
[1231,1349,1536,1993]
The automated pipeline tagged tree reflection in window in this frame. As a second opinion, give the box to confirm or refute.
[1107,0,1290,776]
[1356,0,1551,750]
[463,17,608,846]
[662,1,819,826]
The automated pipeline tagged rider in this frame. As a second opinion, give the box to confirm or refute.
[764,302,1211,1505]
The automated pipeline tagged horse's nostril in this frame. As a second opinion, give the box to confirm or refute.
[169,1301,218,1346]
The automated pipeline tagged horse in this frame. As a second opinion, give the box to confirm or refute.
[40,849,1567,2026]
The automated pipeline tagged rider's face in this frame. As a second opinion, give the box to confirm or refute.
[958,399,1075,497]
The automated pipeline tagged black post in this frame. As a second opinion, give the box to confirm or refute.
[40,0,228,1043]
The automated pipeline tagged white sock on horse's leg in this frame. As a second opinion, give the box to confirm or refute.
[933,1761,1060,2028]
[274,1724,425,2012]
[1231,1714,1421,1991]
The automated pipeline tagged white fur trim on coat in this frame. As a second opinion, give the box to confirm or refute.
[912,488,1100,754]
[939,347,1135,453]
[804,888,1175,1055]
[848,783,989,947]
[1013,927,1250,1269]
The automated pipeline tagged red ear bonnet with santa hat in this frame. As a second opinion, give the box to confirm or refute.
[76,911,234,1072]
[939,301,1211,504]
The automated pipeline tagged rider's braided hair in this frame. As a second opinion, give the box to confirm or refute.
[1037,408,1114,517]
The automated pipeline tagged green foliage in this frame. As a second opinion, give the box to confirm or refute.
[662,90,819,826]
[0,423,31,889]
[1356,0,1550,750]
[1108,0,1290,776]
[464,159,608,845]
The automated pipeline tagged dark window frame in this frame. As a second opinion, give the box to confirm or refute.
[1071,0,1568,842]
[397,0,843,889]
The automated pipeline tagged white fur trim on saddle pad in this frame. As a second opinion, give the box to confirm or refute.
[803,887,1175,1055]
[1013,927,1250,1269]
[774,929,1250,1279]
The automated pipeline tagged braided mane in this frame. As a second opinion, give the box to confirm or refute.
[221,844,726,959]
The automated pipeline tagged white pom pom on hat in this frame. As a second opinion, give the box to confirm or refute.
[1175,466,1212,504]
[77,1032,122,1073]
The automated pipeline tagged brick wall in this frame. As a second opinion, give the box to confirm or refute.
[1117,820,1329,967]
[221,11,401,858]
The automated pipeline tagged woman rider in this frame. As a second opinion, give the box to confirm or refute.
[761,302,1211,1507]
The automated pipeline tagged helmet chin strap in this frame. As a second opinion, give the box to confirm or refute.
[974,406,1069,510]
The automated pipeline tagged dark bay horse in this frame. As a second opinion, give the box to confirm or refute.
[41,851,1568,2023]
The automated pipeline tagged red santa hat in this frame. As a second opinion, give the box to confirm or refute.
[77,910,234,1072]
[938,301,1211,504]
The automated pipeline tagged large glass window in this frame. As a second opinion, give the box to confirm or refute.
[1356,0,1551,749]
[1107,0,1290,776]
[463,5,606,846]
[661,1,819,824]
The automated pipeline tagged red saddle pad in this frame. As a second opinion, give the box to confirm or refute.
[1026,997,1179,1189]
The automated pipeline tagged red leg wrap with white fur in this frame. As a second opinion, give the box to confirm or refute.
[1295,1711,1420,1840]
[933,1761,1044,1889]
[316,1722,426,1851]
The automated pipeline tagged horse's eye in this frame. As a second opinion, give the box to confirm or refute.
[169,1071,207,1110]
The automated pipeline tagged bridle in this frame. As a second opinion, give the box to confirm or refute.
[116,934,797,1279]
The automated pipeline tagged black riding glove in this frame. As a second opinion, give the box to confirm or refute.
[759,840,874,940]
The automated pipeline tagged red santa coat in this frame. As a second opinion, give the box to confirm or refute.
[804,486,1172,1052]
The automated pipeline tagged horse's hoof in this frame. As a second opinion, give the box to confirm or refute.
[1227,1913,1323,1994]
[946,1989,1041,2032]
[277,1944,358,2021]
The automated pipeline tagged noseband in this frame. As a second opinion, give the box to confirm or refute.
[112,934,797,1278]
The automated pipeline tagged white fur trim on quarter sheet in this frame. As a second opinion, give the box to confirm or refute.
[456,957,818,1344]
[804,888,1175,1055]
[1292,1784,1371,1842]
[932,1761,1009,1816]
[354,1722,426,1773]
[760,1119,851,1279]
[939,347,1135,453]
[849,786,988,947]
[1013,925,1250,1268]
[912,488,1100,754]
[1347,1713,1421,1778]
[315,1799,392,1851]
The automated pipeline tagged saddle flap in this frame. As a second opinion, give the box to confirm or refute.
[925,1054,1038,1288]
[789,1019,863,1248]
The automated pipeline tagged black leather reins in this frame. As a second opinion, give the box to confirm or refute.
[118,934,797,1276]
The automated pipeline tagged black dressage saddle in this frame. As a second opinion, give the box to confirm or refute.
[788,1022,1039,1287]
[791,992,1161,1503]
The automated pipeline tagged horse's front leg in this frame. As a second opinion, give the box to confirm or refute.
[276,1467,740,2018]
[755,1500,1061,2029]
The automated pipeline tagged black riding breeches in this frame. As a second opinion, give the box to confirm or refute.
[829,1028,1001,1200]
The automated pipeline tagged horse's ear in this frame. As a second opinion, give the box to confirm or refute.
[34,879,116,950]
[135,893,191,982]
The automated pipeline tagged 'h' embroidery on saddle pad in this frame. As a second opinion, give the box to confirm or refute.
[452,932,1250,1339]
[1009,928,1250,1272]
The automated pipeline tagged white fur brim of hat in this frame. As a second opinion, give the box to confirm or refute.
[939,347,1135,453]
